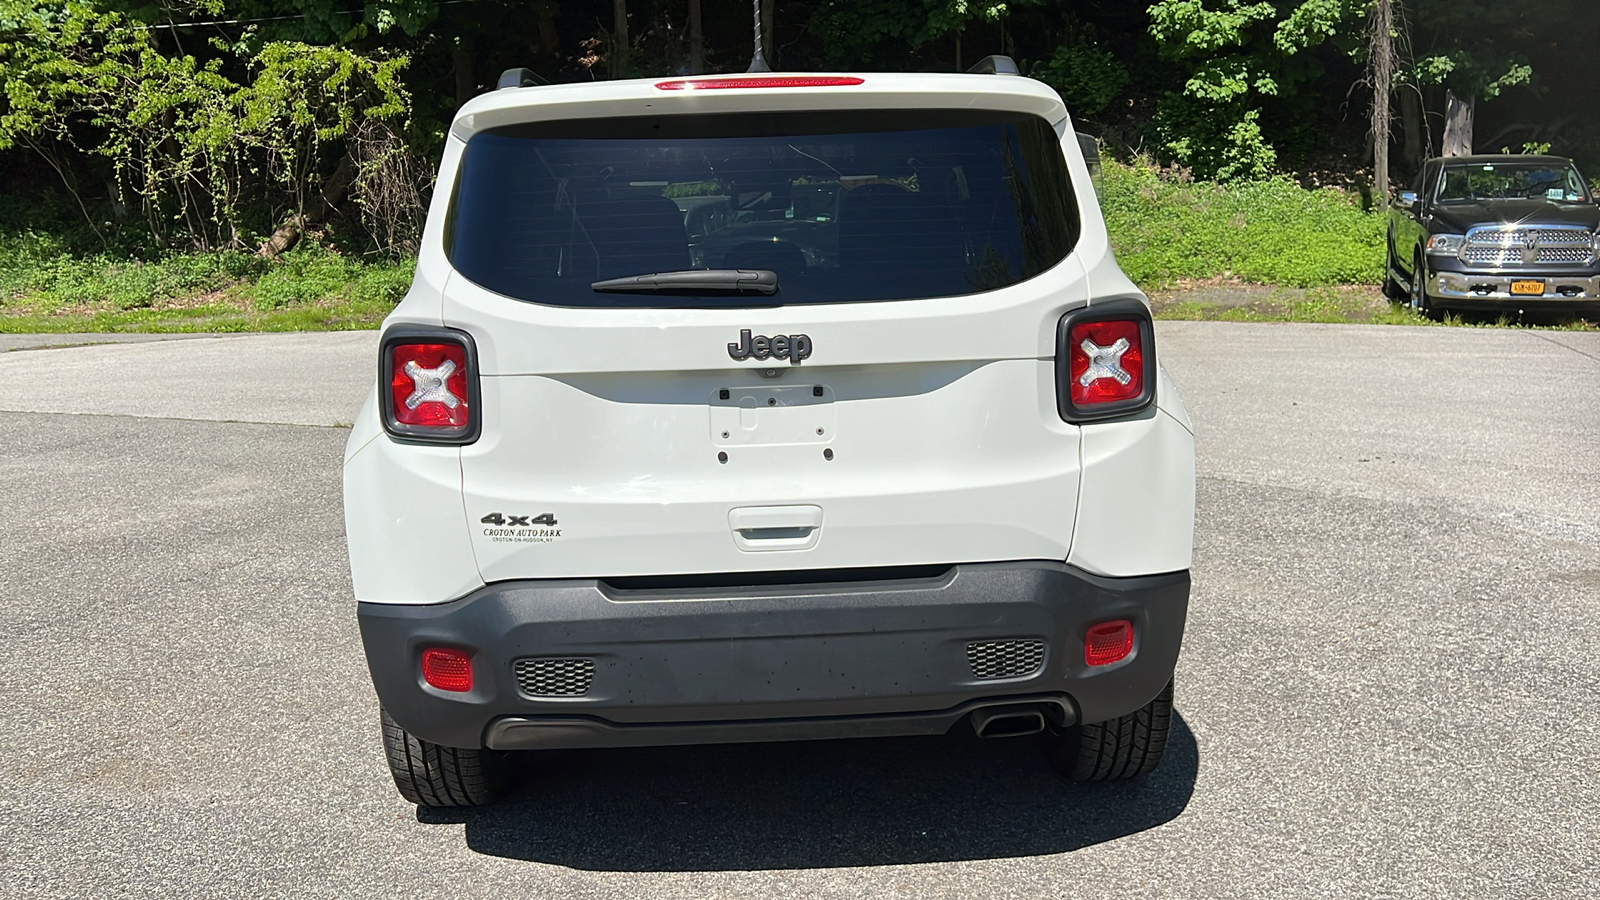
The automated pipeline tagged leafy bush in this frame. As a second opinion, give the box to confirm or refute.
[1101,160,1385,288]
[0,7,416,251]
[1027,43,1129,119]
[1153,96,1278,182]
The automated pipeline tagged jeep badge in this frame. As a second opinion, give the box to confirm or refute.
[728,328,812,364]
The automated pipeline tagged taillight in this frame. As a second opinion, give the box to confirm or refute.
[420,647,473,692]
[1069,319,1143,406]
[654,76,864,90]
[1056,298,1156,422]
[379,326,480,443]
[1084,620,1133,667]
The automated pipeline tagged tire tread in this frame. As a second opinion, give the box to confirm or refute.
[1044,680,1174,781]
[380,708,511,807]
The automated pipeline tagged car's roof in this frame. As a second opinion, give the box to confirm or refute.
[449,72,1069,142]
[1433,154,1576,166]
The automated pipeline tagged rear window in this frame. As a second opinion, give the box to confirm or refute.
[445,109,1079,308]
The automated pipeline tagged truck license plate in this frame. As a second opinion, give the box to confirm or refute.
[1511,280,1545,296]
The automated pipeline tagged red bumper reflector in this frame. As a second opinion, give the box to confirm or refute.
[655,76,864,91]
[421,648,474,692]
[1084,620,1133,667]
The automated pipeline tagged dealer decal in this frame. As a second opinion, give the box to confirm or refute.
[480,512,562,543]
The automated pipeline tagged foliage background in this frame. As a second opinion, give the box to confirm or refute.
[0,0,1594,303]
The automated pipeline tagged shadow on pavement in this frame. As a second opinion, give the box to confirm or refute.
[419,712,1198,871]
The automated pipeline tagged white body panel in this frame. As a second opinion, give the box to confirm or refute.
[462,359,1081,581]
[343,71,1196,604]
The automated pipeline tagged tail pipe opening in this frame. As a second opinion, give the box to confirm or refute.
[970,698,1074,739]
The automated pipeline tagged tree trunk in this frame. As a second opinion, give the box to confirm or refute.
[1442,90,1474,157]
[761,0,776,69]
[1400,87,1425,166]
[689,0,703,74]
[453,37,475,109]
[1369,0,1393,199]
[612,0,628,79]
[257,157,355,258]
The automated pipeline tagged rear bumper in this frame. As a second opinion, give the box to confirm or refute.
[358,562,1189,750]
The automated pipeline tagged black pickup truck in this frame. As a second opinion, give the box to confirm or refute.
[1386,155,1600,318]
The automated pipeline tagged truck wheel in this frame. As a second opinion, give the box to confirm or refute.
[1042,680,1173,781]
[381,707,514,807]
[1411,252,1442,320]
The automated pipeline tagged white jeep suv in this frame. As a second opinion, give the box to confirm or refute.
[343,60,1196,807]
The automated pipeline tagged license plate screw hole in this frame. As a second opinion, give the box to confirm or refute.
[719,389,730,400]
[812,386,823,397]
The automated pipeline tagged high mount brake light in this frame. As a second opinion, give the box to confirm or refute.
[1055,299,1157,423]
[655,76,864,91]
[379,326,481,444]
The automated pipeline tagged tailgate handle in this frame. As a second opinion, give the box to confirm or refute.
[737,526,816,540]
[729,505,823,552]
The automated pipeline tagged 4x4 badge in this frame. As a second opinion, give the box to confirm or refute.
[481,512,556,527]
[728,329,812,364]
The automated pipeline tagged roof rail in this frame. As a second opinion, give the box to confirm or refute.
[967,55,1020,76]
[496,68,549,90]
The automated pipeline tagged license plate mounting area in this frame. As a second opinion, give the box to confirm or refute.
[711,386,834,446]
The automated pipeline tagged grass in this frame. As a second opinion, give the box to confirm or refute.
[0,239,412,333]
[1101,160,1385,289]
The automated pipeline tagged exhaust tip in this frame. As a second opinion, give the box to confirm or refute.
[970,706,1046,739]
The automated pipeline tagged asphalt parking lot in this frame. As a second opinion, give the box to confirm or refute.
[2,322,1597,898]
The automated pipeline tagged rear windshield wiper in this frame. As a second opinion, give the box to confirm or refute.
[591,269,778,295]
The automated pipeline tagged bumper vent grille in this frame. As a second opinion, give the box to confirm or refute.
[513,657,595,696]
[966,639,1046,679]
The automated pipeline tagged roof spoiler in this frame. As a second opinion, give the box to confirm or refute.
[496,68,549,90]
[967,55,1020,76]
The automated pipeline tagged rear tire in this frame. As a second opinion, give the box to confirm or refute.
[381,707,514,807]
[1042,680,1174,781]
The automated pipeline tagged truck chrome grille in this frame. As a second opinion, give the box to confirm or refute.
[513,657,595,696]
[1462,225,1595,269]
[1536,247,1593,263]
[966,639,1046,679]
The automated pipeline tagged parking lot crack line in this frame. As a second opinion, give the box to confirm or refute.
[1522,331,1600,365]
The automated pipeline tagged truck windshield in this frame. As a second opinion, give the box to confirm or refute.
[445,109,1079,308]
[1436,163,1590,203]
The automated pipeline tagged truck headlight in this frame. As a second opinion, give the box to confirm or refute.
[1426,234,1466,255]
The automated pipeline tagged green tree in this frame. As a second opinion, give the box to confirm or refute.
[1146,0,1365,179]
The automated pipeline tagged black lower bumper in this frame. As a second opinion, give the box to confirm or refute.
[358,562,1190,750]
